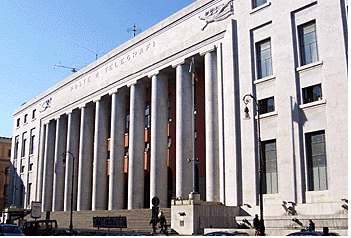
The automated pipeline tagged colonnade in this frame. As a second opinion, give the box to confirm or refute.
[39,50,221,211]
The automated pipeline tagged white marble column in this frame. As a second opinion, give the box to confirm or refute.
[128,82,146,209]
[92,97,109,210]
[36,123,46,203]
[42,120,56,211]
[109,91,127,210]
[204,50,220,202]
[150,73,168,208]
[77,104,94,211]
[175,62,193,198]
[52,115,67,211]
[64,110,80,211]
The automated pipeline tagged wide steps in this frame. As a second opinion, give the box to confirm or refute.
[24,208,171,234]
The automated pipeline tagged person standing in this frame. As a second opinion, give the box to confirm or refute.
[308,219,315,231]
[253,214,260,236]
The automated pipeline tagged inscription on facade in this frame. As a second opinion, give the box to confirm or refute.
[70,41,156,92]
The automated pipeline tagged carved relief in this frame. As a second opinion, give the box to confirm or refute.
[199,0,234,31]
[39,98,52,113]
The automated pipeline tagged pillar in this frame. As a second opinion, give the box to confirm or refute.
[64,110,80,211]
[109,91,127,210]
[52,115,67,211]
[77,104,95,210]
[175,63,193,198]
[92,97,109,210]
[128,82,146,209]
[42,120,56,211]
[204,50,220,202]
[150,73,168,208]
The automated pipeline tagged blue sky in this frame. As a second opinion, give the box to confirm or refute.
[0,0,194,137]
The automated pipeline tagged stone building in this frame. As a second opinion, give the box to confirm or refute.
[0,137,11,212]
[9,0,347,221]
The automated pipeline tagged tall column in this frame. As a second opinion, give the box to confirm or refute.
[175,63,193,198]
[92,97,109,210]
[36,122,46,203]
[77,104,94,211]
[109,91,127,210]
[204,50,220,202]
[150,73,168,208]
[42,120,56,211]
[128,82,146,209]
[64,110,80,211]
[52,115,67,211]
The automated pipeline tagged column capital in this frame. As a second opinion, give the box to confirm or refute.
[147,70,160,78]
[171,58,186,68]
[199,44,217,56]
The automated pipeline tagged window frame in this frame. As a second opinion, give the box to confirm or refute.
[256,38,273,79]
[261,139,278,194]
[258,97,275,115]
[252,0,267,9]
[298,20,319,66]
[302,84,322,104]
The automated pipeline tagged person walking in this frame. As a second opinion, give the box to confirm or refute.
[308,219,315,231]
[253,214,260,236]
[158,210,166,233]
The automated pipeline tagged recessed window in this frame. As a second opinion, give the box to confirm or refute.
[259,97,275,114]
[145,103,151,128]
[14,136,19,160]
[299,20,319,66]
[256,38,273,79]
[16,118,20,127]
[24,114,28,124]
[253,0,267,8]
[262,140,278,194]
[32,109,36,119]
[302,84,322,104]
[21,132,27,158]
[306,130,328,191]
[29,128,35,155]
[125,110,130,134]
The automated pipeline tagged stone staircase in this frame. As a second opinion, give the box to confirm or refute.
[24,208,172,234]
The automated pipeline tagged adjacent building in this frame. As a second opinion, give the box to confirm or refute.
[0,137,11,212]
[9,0,348,218]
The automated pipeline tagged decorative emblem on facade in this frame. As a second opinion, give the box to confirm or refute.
[39,98,52,113]
[199,0,234,31]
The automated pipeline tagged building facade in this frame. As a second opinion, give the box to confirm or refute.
[0,137,11,212]
[9,0,348,216]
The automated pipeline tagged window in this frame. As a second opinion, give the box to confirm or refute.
[8,149,11,157]
[125,110,130,134]
[5,166,10,176]
[306,131,328,191]
[16,118,20,127]
[168,94,172,121]
[29,128,35,155]
[253,0,267,8]
[302,84,322,104]
[32,109,36,119]
[256,38,273,79]
[14,136,19,160]
[24,114,28,124]
[262,140,278,194]
[21,133,27,158]
[299,21,319,66]
[259,97,275,114]
[20,159,25,173]
[27,183,32,206]
[28,156,33,171]
[145,102,151,128]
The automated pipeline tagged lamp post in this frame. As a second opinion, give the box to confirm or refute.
[62,151,75,235]
[243,93,265,236]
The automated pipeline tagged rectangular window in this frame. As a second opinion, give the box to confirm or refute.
[262,140,278,194]
[253,0,267,8]
[259,97,275,114]
[299,21,319,66]
[24,114,28,124]
[27,183,32,206]
[20,159,25,173]
[21,133,27,158]
[28,156,33,171]
[145,102,151,128]
[168,94,172,121]
[125,110,130,134]
[256,38,273,79]
[306,131,328,191]
[302,84,322,104]
[14,136,19,160]
[32,109,36,119]
[29,128,35,155]
[16,118,20,127]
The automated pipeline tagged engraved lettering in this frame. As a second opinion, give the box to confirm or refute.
[127,55,131,61]
[146,44,150,51]
[121,58,124,64]
[109,64,113,71]
[96,72,99,78]
[115,62,119,68]
[133,52,138,58]
[139,48,143,55]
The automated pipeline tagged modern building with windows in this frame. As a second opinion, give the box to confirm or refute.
[9,0,347,228]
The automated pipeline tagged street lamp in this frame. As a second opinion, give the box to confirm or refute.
[242,93,265,236]
[62,151,75,235]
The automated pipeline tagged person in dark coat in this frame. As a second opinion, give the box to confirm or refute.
[308,219,315,231]
[253,214,260,236]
